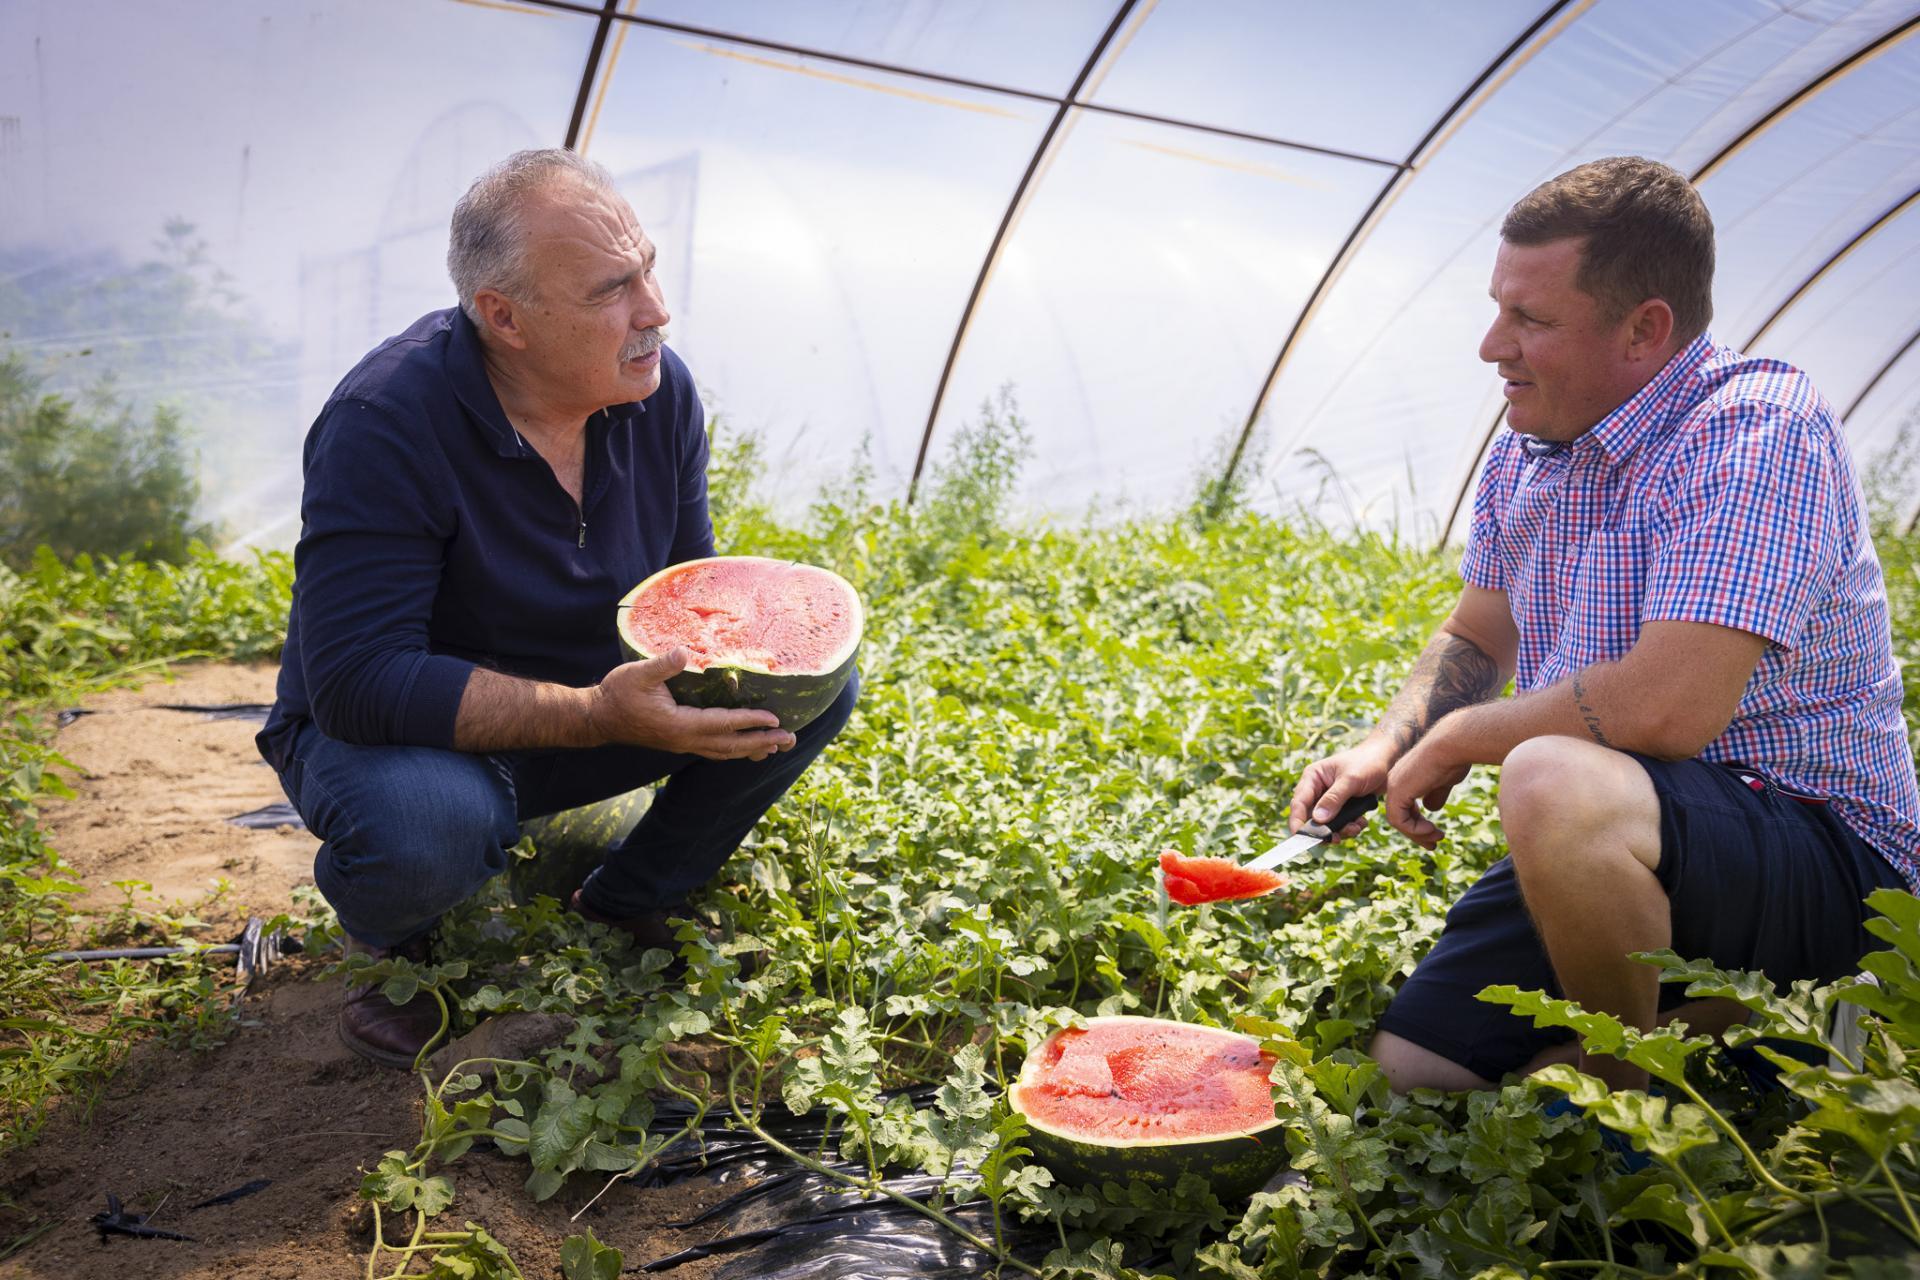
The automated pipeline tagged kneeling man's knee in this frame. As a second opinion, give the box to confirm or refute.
[1498,736,1636,838]
[1499,735,1660,878]
[316,754,517,940]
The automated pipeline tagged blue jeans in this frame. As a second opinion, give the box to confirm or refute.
[273,675,856,947]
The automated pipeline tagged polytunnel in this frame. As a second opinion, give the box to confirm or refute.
[4,0,1920,546]
[15,7,1920,1276]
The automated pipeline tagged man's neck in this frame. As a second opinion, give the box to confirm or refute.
[481,345,590,447]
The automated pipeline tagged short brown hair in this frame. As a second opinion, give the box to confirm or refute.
[1502,156,1715,344]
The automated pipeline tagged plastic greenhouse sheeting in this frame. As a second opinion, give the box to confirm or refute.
[3,0,1919,547]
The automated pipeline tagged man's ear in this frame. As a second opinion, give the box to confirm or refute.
[1625,297,1676,362]
[473,288,528,350]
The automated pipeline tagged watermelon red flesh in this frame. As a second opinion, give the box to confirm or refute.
[1158,851,1286,906]
[1010,1017,1288,1198]
[1018,1019,1276,1137]
[615,556,862,731]
[621,556,857,675]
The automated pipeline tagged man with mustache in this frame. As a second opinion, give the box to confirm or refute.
[257,149,855,1068]
[1292,156,1919,1095]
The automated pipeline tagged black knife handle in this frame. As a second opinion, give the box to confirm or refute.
[1323,792,1379,831]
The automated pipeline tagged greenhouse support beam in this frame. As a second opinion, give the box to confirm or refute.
[513,0,1404,165]
[1848,325,1920,427]
[1692,15,1920,186]
[1441,12,1920,545]
[1213,0,1585,515]
[1863,324,1920,538]
[1743,186,1920,353]
[564,0,620,150]
[906,0,1151,504]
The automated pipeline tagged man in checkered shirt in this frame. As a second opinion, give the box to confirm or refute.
[1293,156,1920,1093]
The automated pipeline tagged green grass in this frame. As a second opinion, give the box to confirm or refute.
[6,417,1920,1277]
[0,543,291,1152]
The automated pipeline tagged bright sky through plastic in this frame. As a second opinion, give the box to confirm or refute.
[4,0,1920,547]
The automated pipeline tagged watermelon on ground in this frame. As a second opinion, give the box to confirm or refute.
[1008,1015,1289,1199]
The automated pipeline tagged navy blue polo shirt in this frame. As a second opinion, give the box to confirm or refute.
[256,307,713,772]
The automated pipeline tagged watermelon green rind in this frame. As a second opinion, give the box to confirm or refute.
[615,556,862,731]
[1007,1016,1289,1200]
[656,651,858,732]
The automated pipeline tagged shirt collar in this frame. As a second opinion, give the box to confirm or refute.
[1564,332,1715,467]
[443,307,647,458]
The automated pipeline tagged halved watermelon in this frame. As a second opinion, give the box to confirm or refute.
[1008,1016,1288,1199]
[1158,851,1287,906]
[616,556,861,730]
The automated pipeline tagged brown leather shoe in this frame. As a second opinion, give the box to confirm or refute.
[338,935,445,1070]
[567,890,761,976]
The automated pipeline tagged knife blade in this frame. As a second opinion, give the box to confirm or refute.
[1244,793,1380,873]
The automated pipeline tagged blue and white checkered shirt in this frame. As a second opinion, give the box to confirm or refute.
[1462,333,1920,892]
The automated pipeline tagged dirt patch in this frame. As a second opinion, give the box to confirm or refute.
[5,664,732,1279]
[0,963,729,1279]
[38,663,316,915]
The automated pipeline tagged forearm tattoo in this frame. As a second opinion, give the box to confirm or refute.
[1378,634,1503,752]
[1572,668,1612,747]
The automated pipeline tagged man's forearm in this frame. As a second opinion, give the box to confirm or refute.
[1426,658,1700,768]
[1369,631,1507,757]
[451,667,604,752]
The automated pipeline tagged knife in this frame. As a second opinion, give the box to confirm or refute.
[1244,793,1380,874]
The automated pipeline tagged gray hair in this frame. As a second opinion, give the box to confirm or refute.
[447,148,619,324]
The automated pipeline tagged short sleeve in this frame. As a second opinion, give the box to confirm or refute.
[1641,404,1847,649]
[1460,431,1520,590]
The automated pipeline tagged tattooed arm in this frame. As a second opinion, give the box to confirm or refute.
[1289,586,1517,836]
[1381,619,1767,846]
[1372,628,1510,758]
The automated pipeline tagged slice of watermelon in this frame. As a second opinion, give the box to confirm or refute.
[1008,1016,1287,1198]
[616,556,861,730]
[1158,851,1286,906]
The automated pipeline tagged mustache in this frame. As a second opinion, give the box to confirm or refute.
[621,329,668,362]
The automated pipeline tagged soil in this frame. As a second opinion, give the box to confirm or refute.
[1,664,729,1279]
[36,663,314,915]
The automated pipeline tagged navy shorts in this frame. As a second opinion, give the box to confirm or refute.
[1374,754,1907,1081]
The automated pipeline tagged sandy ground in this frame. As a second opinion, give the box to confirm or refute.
[34,663,315,915]
[1,664,727,1279]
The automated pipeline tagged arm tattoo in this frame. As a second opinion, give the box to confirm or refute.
[1376,634,1504,752]
[1423,638,1501,724]
[1572,668,1612,747]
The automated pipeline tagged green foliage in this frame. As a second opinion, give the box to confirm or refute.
[0,353,214,568]
[2,218,298,525]
[9,399,1920,1276]
[559,1229,623,1280]
[0,545,291,1152]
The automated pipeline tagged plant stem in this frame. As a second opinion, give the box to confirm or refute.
[1877,1151,1920,1243]
[1536,1262,1660,1276]
[407,983,453,1076]
[365,1201,385,1280]
[1672,1165,1736,1250]
[1841,1183,1919,1243]
[1671,1078,1804,1201]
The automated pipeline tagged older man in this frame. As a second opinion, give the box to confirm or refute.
[257,149,855,1067]
[1293,156,1920,1093]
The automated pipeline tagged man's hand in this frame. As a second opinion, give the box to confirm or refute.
[1383,718,1473,849]
[1288,589,1511,851]
[590,649,797,761]
[1289,738,1397,840]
